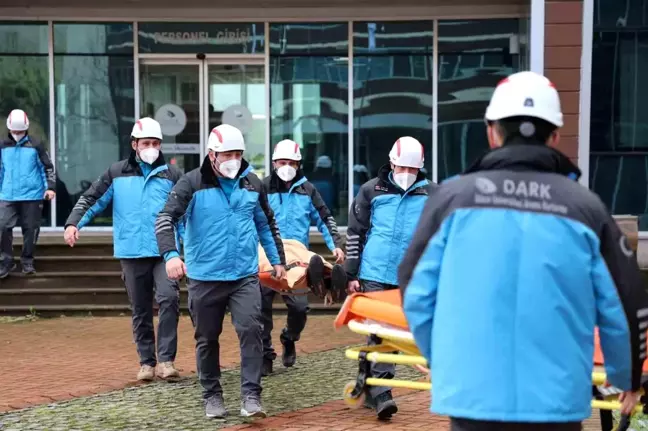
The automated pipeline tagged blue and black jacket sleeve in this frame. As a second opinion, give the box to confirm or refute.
[65,166,115,230]
[156,173,195,261]
[306,182,343,252]
[253,179,286,266]
[35,142,56,192]
[344,182,373,280]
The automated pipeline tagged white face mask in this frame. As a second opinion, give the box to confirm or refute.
[217,159,241,179]
[276,165,297,182]
[11,133,25,142]
[394,173,416,190]
[139,148,159,165]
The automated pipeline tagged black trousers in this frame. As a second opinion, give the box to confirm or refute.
[450,418,582,431]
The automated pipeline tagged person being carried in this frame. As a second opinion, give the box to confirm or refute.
[156,123,286,420]
[344,136,433,420]
[65,117,184,382]
[260,139,346,376]
[400,71,648,431]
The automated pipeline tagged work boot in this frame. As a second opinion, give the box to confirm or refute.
[0,262,15,279]
[157,361,180,379]
[204,394,228,419]
[261,358,273,377]
[240,395,267,418]
[375,391,398,420]
[21,262,36,275]
[330,264,347,302]
[281,338,296,367]
[137,364,155,381]
[306,255,325,297]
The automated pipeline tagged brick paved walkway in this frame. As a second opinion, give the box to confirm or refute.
[0,314,361,413]
[0,315,627,430]
[222,390,604,431]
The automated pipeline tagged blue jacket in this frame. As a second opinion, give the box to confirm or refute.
[0,135,55,201]
[156,157,286,282]
[344,165,432,286]
[263,171,343,252]
[65,151,183,259]
[398,143,648,423]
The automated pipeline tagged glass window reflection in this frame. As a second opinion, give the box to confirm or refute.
[0,22,51,226]
[54,23,134,55]
[353,21,434,197]
[269,23,348,55]
[590,0,648,225]
[270,53,349,225]
[437,19,526,181]
[54,23,135,226]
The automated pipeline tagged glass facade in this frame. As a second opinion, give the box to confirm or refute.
[0,19,527,229]
[0,22,51,226]
[53,23,135,226]
[590,0,648,229]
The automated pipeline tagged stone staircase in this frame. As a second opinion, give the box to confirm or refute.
[0,231,337,316]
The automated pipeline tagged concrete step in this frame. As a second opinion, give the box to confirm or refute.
[10,256,122,272]
[0,301,341,317]
[0,285,338,310]
[13,243,113,257]
[1,272,123,289]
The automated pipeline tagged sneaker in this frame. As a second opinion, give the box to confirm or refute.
[375,391,398,420]
[261,358,273,377]
[281,338,296,367]
[21,262,36,275]
[0,262,15,279]
[157,361,180,379]
[204,394,227,419]
[240,395,267,418]
[137,364,155,381]
[306,255,325,297]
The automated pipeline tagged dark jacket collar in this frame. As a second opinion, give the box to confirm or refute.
[5,132,30,145]
[464,139,581,180]
[199,155,250,186]
[126,149,167,173]
[377,164,427,184]
[268,168,306,192]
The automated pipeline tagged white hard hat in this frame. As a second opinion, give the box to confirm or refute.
[353,164,369,174]
[131,117,163,140]
[207,124,245,153]
[485,71,563,127]
[389,137,424,169]
[316,155,332,169]
[272,139,302,161]
[6,109,29,131]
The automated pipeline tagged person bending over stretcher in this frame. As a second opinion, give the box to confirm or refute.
[260,139,346,377]
[399,71,648,431]
[344,137,435,420]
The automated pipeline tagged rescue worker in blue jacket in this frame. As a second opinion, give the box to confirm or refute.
[155,124,286,421]
[260,139,346,376]
[64,117,183,382]
[399,71,648,430]
[0,109,56,278]
[344,136,432,420]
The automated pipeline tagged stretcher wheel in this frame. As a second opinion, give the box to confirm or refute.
[342,381,366,408]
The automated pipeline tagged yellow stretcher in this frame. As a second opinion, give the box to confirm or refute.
[334,289,648,431]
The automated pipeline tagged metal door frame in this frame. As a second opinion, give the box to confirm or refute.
[138,55,265,163]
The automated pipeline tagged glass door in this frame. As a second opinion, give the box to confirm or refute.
[206,63,266,177]
[139,63,203,173]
